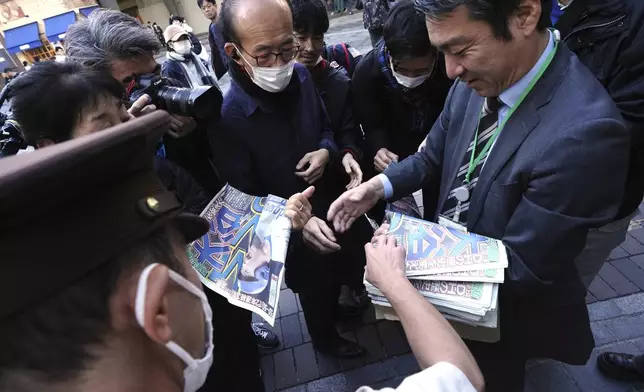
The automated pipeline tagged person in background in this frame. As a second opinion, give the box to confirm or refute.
[171,15,194,33]
[362,0,389,47]
[0,111,315,392]
[152,22,165,45]
[332,0,345,14]
[352,0,452,219]
[215,0,367,359]
[329,0,631,388]
[162,25,216,88]
[551,0,644,380]
[554,0,644,287]
[199,0,229,79]
[170,15,202,54]
[3,68,19,84]
[292,0,372,316]
[22,61,31,71]
[54,46,66,62]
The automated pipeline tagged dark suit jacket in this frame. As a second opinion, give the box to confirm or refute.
[384,43,630,363]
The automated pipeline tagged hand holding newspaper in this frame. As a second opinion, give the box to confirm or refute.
[367,207,508,340]
[187,185,291,325]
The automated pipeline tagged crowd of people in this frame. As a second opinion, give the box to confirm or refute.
[0,0,643,391]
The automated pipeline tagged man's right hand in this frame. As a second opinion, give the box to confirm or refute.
[303,217,342,254]
[327,177,385,233]
[127,94,157,118]
[364,235,406,295]
[374,148,399,173]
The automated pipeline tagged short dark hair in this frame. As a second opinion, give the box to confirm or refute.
[384,1,435,60]
[197,0,216,7]
[8,61,124,145]
[221,0,294,43]
[413,0,551,41]
[55,46,63,51]
[22,61,28,66]
[0,226,186,387]
[170,15,185,23]
[291,0,329,36]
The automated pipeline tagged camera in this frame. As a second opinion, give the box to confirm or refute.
[127,74,222,120]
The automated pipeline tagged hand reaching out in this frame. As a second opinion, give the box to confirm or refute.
[295,149,330,184]
[342,153,363,189]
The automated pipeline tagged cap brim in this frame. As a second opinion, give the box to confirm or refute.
[174,212,209,243]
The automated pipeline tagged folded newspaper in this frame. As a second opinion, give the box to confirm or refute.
[367,208,508,334]
[188,185,291,326]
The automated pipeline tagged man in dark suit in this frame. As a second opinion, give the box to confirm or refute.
[327,0,631,390]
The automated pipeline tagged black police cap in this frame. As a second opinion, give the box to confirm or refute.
[0,111,208,319]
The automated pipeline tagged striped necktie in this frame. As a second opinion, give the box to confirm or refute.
[441,97,502,224]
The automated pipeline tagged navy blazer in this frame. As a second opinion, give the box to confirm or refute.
[384,43,630,363]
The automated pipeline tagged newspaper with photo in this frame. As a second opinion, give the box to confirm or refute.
[187,185,291,326]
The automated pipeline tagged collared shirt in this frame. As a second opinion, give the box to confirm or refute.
[379,30,557,199]
[356,362,477,392]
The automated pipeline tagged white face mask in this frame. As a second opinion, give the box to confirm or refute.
[173,41,193,56]
[135,263,214,392]
[390,59,429,89]
[234,44,295,93]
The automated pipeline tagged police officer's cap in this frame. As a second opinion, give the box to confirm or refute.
[0,111,209,319]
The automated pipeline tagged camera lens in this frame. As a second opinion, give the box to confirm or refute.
[156,85,222,120]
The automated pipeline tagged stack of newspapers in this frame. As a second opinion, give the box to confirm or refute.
[367,211,508,330]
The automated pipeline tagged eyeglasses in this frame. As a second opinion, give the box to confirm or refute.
[236,44,300,67]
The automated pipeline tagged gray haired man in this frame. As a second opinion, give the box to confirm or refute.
[63,9,272,392]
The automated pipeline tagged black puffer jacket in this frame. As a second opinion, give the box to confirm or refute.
[556,0,644,219]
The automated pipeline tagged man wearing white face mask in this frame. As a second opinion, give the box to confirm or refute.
[212,0,370,359]
[352,1,452,222]
[162,25,218,89]
[0,114,317,392]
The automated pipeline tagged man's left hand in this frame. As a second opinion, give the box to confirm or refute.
[167,115,197,138]
[342,153,363,189]
[285,186,315,230]
[295,149,330,184]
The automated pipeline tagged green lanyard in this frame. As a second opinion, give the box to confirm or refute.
[464,30,560,184]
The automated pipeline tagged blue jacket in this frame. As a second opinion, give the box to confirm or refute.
[384,43,629,364]
[211,63,337,214]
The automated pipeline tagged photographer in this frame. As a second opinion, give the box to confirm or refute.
[64,9,221,195]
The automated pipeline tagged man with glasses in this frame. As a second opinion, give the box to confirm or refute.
[213,0,367,358]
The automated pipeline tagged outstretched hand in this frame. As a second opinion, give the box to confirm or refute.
[327,178,384,233]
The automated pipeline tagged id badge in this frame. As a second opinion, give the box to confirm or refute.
[438,215,468,233]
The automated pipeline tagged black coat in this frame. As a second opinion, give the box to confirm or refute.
[556,0,644,219]
[154,157,210,215]
[352,44,452,163]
